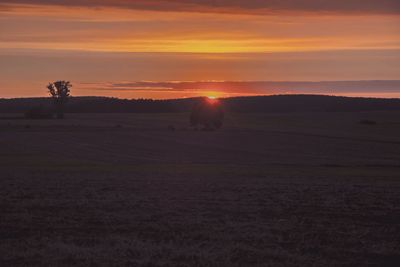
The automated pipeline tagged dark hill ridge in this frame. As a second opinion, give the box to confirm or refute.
[1,95,400,113]
[224,95,400,112]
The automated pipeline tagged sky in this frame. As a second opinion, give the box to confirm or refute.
[0,0,399,99]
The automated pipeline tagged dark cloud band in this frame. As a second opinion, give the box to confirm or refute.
[1,0,399,14]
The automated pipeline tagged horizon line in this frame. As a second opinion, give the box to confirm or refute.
[2,93,400,101]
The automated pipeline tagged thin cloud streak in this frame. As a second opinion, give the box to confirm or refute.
[1,49,399,99]
[77,80,400,97]
[0,0,400,14]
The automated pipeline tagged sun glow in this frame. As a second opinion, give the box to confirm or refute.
[206,95,220,105]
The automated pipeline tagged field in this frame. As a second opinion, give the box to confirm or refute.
[1,112,399,266]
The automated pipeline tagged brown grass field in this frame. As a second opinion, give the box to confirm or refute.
[1,112,399,266]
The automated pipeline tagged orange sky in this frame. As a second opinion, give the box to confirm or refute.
[0,1,399,98]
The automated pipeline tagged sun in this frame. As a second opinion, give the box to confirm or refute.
[205,95,219,105]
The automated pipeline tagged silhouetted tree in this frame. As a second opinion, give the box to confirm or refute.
[190,98,224,130]
[47,81,71,119]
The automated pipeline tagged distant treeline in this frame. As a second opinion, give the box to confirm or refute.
[1,95,400,114]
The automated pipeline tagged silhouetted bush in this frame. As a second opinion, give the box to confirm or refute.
[190,98,224,130]
[24,106,53,119]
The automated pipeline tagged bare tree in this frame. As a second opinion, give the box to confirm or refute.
[47,81,71,119]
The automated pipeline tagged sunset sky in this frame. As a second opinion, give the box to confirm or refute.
[0,0,399,98]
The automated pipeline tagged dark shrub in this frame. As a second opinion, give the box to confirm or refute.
[190,98,224,130]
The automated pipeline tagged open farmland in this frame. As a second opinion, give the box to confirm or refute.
[1,112,400,266]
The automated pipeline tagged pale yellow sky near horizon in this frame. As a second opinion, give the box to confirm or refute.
[0,2,399,98]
